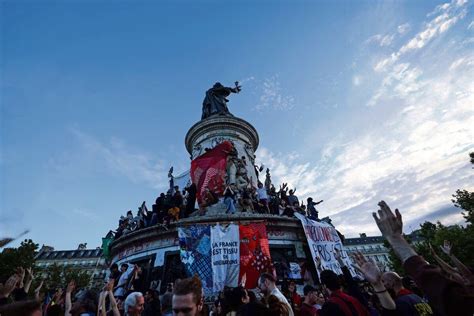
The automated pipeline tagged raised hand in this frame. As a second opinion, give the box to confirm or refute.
[66,280,76,294]
[105,278,115,292]
[0,274,20,297]
[352,252,382,285]
[315,256,322,271]
[334,248,346,267]
[34,280,44,293]
[440,240,452,256]
[372,201,403,240]
[34,280,44,301]
[53,288,63,302]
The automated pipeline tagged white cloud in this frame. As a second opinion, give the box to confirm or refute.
[259,70,472,235]
[398,23,410,34]
[369,63,424,106]
[468,21,474,30]
[70,128,168,189]
[449,56,474,70]
[257,1,473,236]
[238,76,255,84]
[375,0,468,72]
[367,34,395,47]
[256,75,295,111]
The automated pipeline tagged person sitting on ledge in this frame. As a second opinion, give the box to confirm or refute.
[199,187,218,216]
[224,184,237,214]
[238,187,254,212]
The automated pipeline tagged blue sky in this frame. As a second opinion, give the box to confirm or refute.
[1,0,473,250]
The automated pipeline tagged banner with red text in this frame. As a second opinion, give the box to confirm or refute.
[294,213,356,277]
[190,141,233,203]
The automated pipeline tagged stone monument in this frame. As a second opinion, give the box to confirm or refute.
[186,82,260,190]
[109,82,311,296]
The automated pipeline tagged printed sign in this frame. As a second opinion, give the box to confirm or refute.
[294,213,356,276]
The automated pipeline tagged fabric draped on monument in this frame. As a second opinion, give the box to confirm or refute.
[190,141,233,203]
[239,223,273,289]
[178,222,272,293]
[178,225,213,294]
[211,224,240,292]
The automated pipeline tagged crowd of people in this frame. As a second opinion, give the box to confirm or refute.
[113,183,198,239]
[113,178,326,241]
[1,201,473,316]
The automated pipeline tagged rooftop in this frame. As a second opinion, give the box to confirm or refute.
[36,249,102,260]
[344,236,386,245]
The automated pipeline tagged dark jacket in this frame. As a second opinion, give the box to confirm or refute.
[404,255,474,316]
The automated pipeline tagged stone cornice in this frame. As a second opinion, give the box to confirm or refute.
[185,115,259,154]
[110,214,301,257]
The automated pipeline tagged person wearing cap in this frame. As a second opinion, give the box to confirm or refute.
[301,285,319,316]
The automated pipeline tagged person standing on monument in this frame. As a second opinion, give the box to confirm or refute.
[306,197,323,221]
[256,182,270,213]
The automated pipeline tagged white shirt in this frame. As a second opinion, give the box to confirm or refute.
[113,265,134,297]
[270,287,294,316]
[257,188,268,200]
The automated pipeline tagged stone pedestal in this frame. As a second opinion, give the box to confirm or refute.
[109,114,313,297]
[185,115,260,187]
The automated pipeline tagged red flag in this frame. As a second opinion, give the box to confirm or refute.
[191,141,233,203]
[239,223,272,289]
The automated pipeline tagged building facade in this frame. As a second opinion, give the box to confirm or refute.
[344,234,391,271]
[35,247,107,286]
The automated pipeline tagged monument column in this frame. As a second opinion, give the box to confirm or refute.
[185,115,260,187]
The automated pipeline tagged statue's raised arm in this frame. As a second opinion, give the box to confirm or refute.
[201,81,241,120]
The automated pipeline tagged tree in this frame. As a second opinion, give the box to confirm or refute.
[41,263,91,291]
[452,189,474,225]
[0,239,38,282]
[451,152,474,224]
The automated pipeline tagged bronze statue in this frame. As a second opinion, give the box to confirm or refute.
[202,81,241,119]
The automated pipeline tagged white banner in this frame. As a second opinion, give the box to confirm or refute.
[211,224,240,292]
[294,213,356,277]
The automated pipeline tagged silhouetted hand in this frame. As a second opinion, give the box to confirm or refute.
[0,274,20,297]
[105,279,114,292]
[34,280,44,294]
[440,240,452,256]
[372,201,416,263]
[52,288,63,302]
[26,267,33,279]
[352,252,382,286]
[66,280,76,294]
[373,201,403,240]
